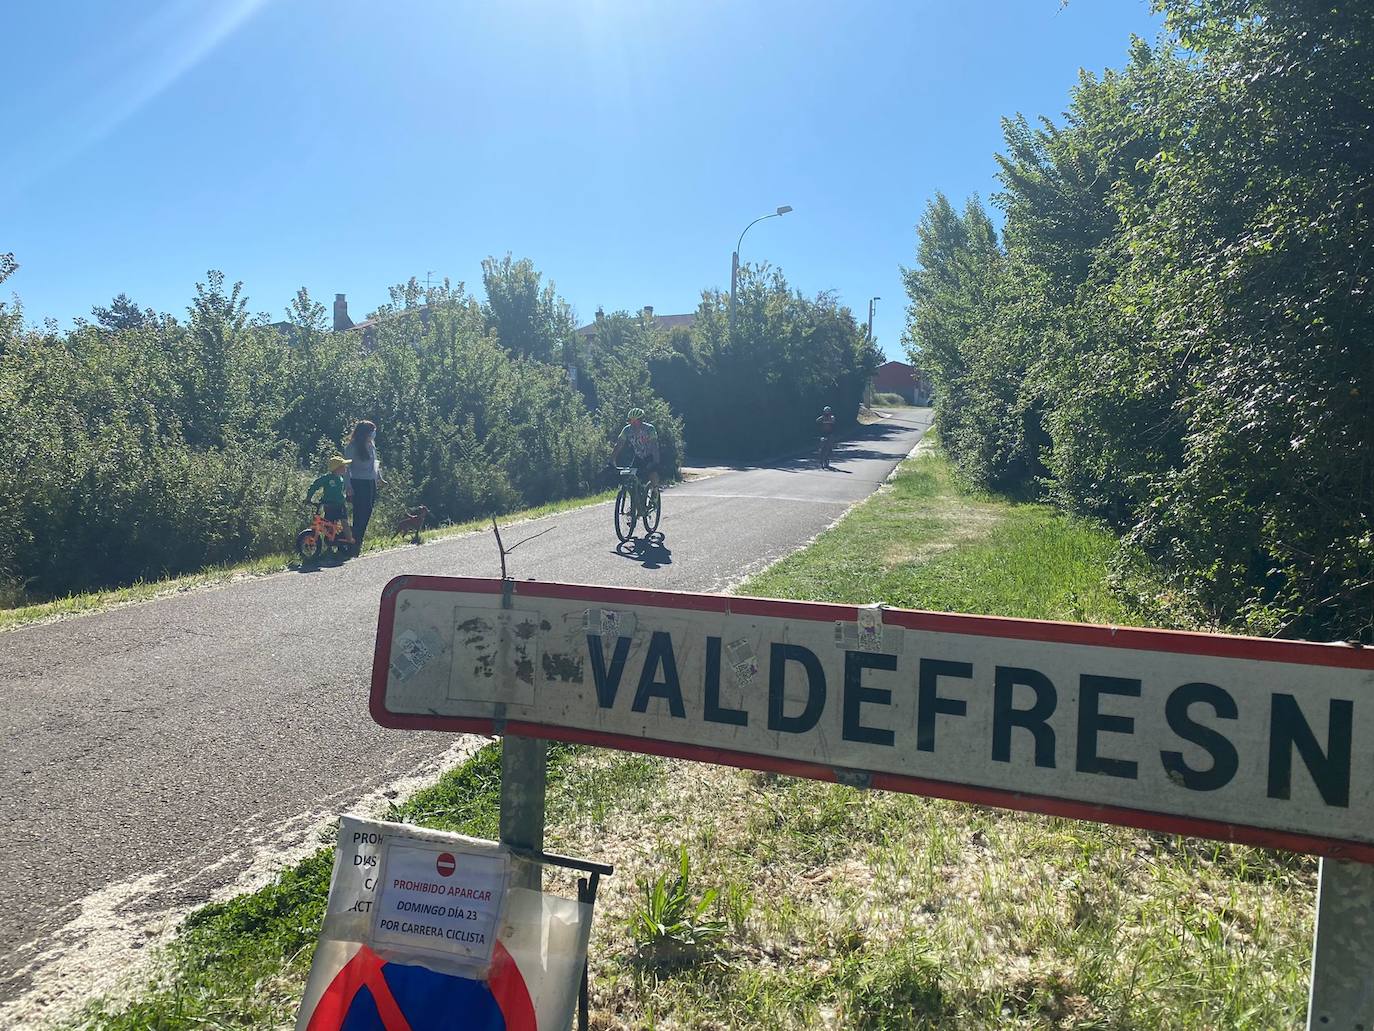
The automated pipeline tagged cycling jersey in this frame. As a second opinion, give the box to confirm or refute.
[617,421,660,463]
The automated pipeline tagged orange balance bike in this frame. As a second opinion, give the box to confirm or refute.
[296,503,353,562]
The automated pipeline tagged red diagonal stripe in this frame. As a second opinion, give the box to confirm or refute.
[306,945,412,1031]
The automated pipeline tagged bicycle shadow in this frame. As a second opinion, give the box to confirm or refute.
[612,533,673,570]
[291,554,351,573]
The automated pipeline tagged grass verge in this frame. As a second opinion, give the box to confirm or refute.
[67,440,1314,1030]
[0,490,615,634]
[571,442,1311,1030]
[746,439,1135,624]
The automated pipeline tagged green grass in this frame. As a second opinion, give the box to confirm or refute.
[65,440,1314,1030]
[70,742,564,1030]
[746,442,1137,626]
[68,743,668,1030]
[573,441,1311,1029]
[0,490,615,634]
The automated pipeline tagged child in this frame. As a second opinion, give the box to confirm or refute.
[305,456,357,548]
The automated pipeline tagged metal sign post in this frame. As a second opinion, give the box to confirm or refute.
[1307,859,1374,1029]
[370,575,1374,1025]
[491,519,555,892]
[499,735,547,891]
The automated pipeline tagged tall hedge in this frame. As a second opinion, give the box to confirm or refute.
[2,256,869,601]
[904,0,1374,639]
[648,266,880,459]
[0,271,608,599]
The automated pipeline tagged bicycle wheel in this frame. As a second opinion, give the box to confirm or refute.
[614,486,637,542]
[642,484,661,533]
[296,527,323,562]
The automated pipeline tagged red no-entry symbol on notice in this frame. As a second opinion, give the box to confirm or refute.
[436,852,456,877]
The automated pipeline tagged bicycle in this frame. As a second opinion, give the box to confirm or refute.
[296,502,352,562]
[614,467,661,542]
[817,435,834,470]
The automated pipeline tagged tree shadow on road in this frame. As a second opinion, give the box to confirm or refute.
[612,533,673,570]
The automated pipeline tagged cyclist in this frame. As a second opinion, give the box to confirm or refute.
[305,456,356,550]
[816,406,836,468]
[611,407,662,494]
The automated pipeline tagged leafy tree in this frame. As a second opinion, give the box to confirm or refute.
[92,293,157,332]
[904,0,1374,638]
[0,252,866,603]
[0,253,16,320]
[286,287,327,336]
[655,265,878,459]
[480,254,575,363]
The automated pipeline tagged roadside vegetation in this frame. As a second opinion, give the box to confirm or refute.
[904,0,1373,642]
[870,391,909,407]
[67,442,1315,1030]
[0,258,876,608]
[0,489,614,633]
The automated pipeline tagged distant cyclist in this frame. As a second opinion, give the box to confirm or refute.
[816,406,836,468]
[612,407,662,492]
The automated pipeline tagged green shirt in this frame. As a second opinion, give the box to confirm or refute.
[307,473,348,505]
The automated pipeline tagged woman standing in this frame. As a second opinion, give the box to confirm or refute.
[344,420,384,557]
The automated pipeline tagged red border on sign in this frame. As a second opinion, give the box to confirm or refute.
[370,576,1374,864]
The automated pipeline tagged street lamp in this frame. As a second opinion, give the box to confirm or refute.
[729,205,793,336]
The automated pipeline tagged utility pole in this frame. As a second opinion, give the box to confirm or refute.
[864,297,883,409]
[729,251,739,337]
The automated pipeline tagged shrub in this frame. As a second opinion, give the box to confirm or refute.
[629,845,727,968]
[903,2,1374,639]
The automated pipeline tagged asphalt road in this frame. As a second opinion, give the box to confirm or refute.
[0,409,928,1024]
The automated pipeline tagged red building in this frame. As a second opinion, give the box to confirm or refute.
[871,360,931,404]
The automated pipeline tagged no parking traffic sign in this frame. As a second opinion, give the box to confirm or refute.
[294,816,590,1031]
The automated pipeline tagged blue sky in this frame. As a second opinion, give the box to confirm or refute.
[2,0,1161,359]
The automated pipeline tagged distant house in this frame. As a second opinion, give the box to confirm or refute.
[574,305,696,339]
[872,360,932,404]
[269,292,427,349]
[333,292,431,350]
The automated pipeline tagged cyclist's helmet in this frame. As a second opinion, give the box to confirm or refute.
[628,407,646,422]
[823,406,833,413]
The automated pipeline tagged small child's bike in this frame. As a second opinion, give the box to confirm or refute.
[296,503,351,562]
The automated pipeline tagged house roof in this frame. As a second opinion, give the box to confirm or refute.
[575,312,696,337]
[345,304,433,336]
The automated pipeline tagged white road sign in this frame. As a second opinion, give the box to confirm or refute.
[370,576,1374,862]
[372,839,507,963]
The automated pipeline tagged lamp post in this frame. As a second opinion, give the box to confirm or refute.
[862,297,883,407]
[729,205,793,336]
